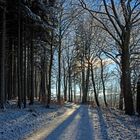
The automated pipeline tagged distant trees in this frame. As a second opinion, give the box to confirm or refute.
[73,17,104,105]
[74,19,92,104]
[56,0,81,103]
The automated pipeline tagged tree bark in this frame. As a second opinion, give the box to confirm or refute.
[136,76,140,115]
[46,32,54,108]
[0,7,6,109]
[91,64,100,107]
[57,38,61,104]
[119,76,123,110]
[121,28,134,115]
[17,1,22,108]
[99,56,107,107]
[29,29,34,105]
[68,66,71,102]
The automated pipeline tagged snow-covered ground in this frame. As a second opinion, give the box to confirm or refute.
[0,103,140,140]
[0,102,76,140]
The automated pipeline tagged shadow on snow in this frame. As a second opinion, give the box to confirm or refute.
[45,105,95,140]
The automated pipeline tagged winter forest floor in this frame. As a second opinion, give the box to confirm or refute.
[0,102,140,140]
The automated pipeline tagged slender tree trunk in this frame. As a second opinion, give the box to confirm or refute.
[0,7,6,109]
[91,64,100,107]
[35,69,37,99]
[29,30,34,105]
[70,85,73,102]
[84,62,90,103]
[27,44,30,100]
[57,39,61,104]
[80,84,82,103]
[82,66,86,103]
[20,20,24,106]
[64,76,67,102]
[13,44,18,98]
[136,76,140,115]
[23,45,27,108]
[74,76,76,103]
[17,1,22,108]
[23,28,27,108]
[46,32,54,108]
[11,41,14,99]
[63,59,67,101]
[99,57,107,107]
[7,40,12,100]
[68,65,71,102]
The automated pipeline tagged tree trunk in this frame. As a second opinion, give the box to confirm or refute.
[20,20,24,107]
[121,30,134,115]
[70,85,73,102]
[99,57,107,107]
[57,40,61,104]
[136,76,140,115]
[91,64,100,107]
[40,49,46,104]
[63,59,67,101]
[74,76,76,103]
[7,40,13,100]
[119,76,123,110]
[17,2,22,108]
[23,44,27,108]
[0,7,6,109]
[46,32,54,108]
[84,62,90,102]
[64,77,67,102]
[23,28,27,108]
[29,30,34,105]
[68,68,71,102]
[82,65,86,103]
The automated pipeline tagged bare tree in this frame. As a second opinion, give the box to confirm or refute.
[79,0,140,114]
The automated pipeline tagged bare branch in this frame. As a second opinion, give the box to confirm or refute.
[110,0,123,30]
[79,0,121,46]
[103,0,122,39]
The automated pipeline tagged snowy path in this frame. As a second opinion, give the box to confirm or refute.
[1,103,140,140]
[26,105,94,140]
[46,105,94,140]
[26,105,140,140]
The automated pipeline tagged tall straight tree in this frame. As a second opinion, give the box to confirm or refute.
[0,2,6,109]
[91,63,100,106]
[17,0,22,108]
[46,31,54,108]
[98,54,107,107]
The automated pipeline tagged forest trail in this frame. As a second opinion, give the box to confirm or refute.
[25,105,95,140]
[1,103,139,140]
[46,105,94,140]
[25,105,140,140]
